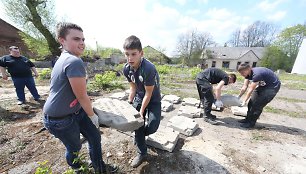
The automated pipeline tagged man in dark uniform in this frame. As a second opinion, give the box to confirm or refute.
[123,35,161,168]
[0,46,40,105]
[196,68,236,124]
[237,63,281,128]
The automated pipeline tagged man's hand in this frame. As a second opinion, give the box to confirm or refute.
[34,73,39,78]
[215,100,223,108]
[89,114,99,128]
[240,101,247,107]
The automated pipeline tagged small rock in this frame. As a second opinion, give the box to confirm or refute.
[106,152,112,158]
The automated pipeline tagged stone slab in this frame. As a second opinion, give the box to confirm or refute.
[167,116,199,136]
[182,97,200,107]
[146,126,179,152]
[93,98,144,132]
[162,94,181,104]
[231,106,248,117]
[220,94,241,106]
[161,100,174,112]
[110,92,128,100]
[178,105,202,118]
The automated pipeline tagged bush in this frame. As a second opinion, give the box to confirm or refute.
[189,67,202,79]
[39,68,52,80]
[35,161,52,174]
[156,65,173,75]
[93,71,123,90]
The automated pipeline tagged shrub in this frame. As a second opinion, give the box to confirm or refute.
[189,67,202,79]
[35,161,52,174]
[156,65,172,75]
[39,68,52,80]
[93,71,123,90]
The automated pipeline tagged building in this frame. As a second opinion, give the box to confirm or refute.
[291,38,306,74]
[0,18,33,56]
[202,47,266,70]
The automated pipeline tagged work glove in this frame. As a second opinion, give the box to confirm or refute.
[215,100,224,108]
[240,101,247,107]
[89,114,99,128]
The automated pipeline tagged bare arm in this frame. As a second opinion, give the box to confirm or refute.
[243,82,258,103]
[215,80,225,100]
[128,82,136,103]
[140,85,154,116]
[31,67,39,77]
[69,77,94,116]
[238,79,250,98]
[0,67,7,80]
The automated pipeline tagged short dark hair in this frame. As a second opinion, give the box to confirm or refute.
[229,73,237,83]
[123,35,142,51]
[56,22,83,39]
[237,63,251,72]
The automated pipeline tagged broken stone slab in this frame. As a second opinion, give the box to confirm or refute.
[162,94,181,104]
[110,92,128,100]
[93,98,144,132]
[178,105,202,118]
[182,97,200,107]
[146,126,179,152]
[167,116,199,136]
[220,94,241,106]
[161,100,174,112]
[231,106,248,117]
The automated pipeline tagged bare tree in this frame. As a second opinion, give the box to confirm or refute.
[228,29,241,47]
[2,0,60,56]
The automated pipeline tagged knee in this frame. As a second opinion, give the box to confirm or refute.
[146,119,160,135]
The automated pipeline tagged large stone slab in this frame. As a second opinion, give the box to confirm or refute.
[167,116,199,136]
[146,126,179,152]
[162,94,181,104]
[110,92,128,100]
[220,94,241,106]
[178,105,202,118]
[182,97,200,107]
[231,106,248,117]
[93,98,144,132]
[161,100,174,112]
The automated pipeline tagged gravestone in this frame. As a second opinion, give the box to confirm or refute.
[146,126,179,152]
[167,116,199,136]
[110,92,128,100]
[161,100,174,112]
[231,106,248,117]
[182,98,200,107]
[162,94,181,104]
[178,105,202,118]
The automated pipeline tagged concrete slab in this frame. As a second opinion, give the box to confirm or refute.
[110,92,128,100]
[93,98,144,132]
[161,100,174,112]
[182,98,200,107]
[167,116,199,136]
[162,94,181,104]
[231,106,248,117]
[220,94,241,106]
[146,126,179,152]
[178,105,202,118]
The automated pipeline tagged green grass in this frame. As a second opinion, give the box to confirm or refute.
[251,131,272,141]
[279,73,306,83]
[277,97,306,103]
[265,106,306,118]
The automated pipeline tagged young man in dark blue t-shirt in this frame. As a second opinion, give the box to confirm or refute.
[238,63,281,128]
[123,35,161,168]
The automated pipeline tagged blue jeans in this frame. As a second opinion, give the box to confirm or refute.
[12,77,40,101]
[43,108,105,172]
[133,100,161,155]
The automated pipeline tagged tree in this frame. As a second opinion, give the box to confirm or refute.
[228,21,278,47]
[176,29,214,66]
[2,0,60,57]
[143,46,170,64]
[260,46,291,72]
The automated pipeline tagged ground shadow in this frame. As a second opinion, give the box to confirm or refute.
[218,117,306,136]
[139,149,229,174]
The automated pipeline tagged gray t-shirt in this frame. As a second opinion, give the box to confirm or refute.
[43,51,86,117]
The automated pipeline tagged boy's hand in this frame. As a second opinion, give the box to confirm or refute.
[215,100,223,108]
[89,114,99,128]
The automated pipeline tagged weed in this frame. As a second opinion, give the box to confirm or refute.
[92,71,124,91]
[39,68,52,80]
[35,160,52,174]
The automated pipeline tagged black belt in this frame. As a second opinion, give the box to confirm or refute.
[45,110,81,120]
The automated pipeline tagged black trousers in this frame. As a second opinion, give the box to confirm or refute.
[247,85,281,123]
[196,78,214,115]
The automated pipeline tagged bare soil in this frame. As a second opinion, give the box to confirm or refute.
[1,78,306,174]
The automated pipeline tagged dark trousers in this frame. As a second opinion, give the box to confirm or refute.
[12,77,40,101]
[133,99,161,155]
[246,85,281,123]
[196,78,214,115]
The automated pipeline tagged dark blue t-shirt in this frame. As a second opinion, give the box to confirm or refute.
[246,67,281,89]
[123,58,161,103]
[197,68,229,85]
[0,55,35,78]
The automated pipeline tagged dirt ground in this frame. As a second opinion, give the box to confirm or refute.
[1,77,306,174]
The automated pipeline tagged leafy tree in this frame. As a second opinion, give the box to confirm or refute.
[96,46,123,58]
[143,46,170,64]
[2,0,60,57]
[260,46,291,72]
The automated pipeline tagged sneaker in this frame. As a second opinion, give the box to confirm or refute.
[131,154,147,168]
[17,101,25,105]
[204,117,219,125]
[103,164,119,173]
[238,118,248,123]
[240,122,255,128]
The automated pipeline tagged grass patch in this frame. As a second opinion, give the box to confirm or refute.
[279,73,306,83]
[265,106,306,118]
[251,131,272,141]
[277,97,306,103]
[282,81,306,90]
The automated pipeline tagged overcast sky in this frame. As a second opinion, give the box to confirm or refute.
[1,0,305,56]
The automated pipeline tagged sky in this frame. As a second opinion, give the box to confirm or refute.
[0,0,305,56]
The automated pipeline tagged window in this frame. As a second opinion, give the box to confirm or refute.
[236,61,241,70]
[222,61,230,69]
[212,61,216,67]
[252,62,257,67]
[245,61,249,64]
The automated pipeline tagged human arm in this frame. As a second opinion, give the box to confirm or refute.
[128,82,136,103]
[238,79,250,98]
[31,67,39,77]
[0,66,8,80]
[214,80,225,100]
[139,85,154,117]
[241,82,258,105]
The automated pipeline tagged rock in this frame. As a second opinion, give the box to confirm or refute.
[161,100,174,112]
[110,92,128,100]
[167,116,199,136]
[231,106,248,117]
[220,94,241,106]
[162,95,181,104]
[182,98,200,107]
[146,126,179,152]
[178,105,202,118]
[93,98,144,132]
